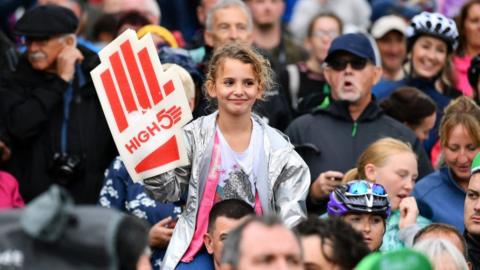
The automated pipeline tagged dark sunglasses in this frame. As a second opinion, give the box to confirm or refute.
[346,181,387,196]
[328,58,369,71]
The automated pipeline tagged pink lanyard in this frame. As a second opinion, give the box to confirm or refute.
[181,131,262,262]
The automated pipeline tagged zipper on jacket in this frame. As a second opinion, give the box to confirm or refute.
[351,122,358,137]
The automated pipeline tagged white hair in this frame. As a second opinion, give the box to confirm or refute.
[205,0,252,32]
[414,239,469,270]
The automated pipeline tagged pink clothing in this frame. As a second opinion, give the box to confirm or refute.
[181,132,262,262]
[0,171,25,209]
[453,55,473,97]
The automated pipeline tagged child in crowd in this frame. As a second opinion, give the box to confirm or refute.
[343,138,431,251]
[143,42,310,270]
[98,64,198,270]
[328,180,390,251]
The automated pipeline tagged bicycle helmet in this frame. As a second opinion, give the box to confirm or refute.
[327,180,391,218]
[406,12,459,52]
[468,54,480,91]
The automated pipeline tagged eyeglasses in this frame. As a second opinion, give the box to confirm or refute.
[328,58,369,71]
[346,181,387,196]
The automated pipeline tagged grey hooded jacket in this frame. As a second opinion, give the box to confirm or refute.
[143,112,310,270]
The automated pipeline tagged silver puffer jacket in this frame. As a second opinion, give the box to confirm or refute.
[143,112,310,270]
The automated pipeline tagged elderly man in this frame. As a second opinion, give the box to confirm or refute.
[464,153,480,270]
[221,215,303,270]
[0,5,116,203]
[286,33,432,214]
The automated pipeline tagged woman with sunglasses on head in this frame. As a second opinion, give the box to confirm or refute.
[373,12,461,156]
[327,180,390,252]
[342,137,431,252]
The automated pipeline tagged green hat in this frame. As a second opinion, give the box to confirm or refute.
[356,249,432,270]
[471,152,480,175]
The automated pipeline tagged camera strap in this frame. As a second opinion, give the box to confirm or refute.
[60,64,86,153]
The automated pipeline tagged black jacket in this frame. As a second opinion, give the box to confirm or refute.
[286,97,433,214]
[465,232,480,270]
[0,45,117,203]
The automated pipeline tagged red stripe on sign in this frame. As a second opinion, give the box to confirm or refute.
[110,52,137,113]
[163,80,175,96]
[134,136,180,173]
[138,47,163,105]
[120,40,151,110]
[100,69,128,132]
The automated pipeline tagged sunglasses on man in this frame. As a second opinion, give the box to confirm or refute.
[328,57,370,71]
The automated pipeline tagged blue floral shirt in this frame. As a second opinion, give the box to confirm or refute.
[98,156,178,269]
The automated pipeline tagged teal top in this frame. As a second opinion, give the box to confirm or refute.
[380,210,431,252]
[321,210,431,252]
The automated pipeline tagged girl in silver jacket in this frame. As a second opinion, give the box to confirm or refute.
[143,42,310,270]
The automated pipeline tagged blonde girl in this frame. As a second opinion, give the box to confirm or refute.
[143,42,310,270]
[343,137,430,251]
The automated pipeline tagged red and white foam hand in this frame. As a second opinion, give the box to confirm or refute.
[91,29,193,182]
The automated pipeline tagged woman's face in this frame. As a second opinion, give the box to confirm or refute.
[411,36,448,79]
[343,213,385,251]
[367,152,418,210]
[409,112,436,142]
[464,3,480,53]
[444,124,480,183]
[306,16,341,62]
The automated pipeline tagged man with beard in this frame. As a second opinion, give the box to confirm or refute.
[0,5,116,204]
[286,33,432,214]
[244,0,306,74]
[464,153,480,270]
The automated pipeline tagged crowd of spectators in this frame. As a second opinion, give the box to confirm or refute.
[1,0,480,269]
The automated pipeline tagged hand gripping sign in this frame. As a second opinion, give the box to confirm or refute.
[91,29,192,182]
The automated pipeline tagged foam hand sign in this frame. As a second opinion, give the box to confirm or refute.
[91,29,192,182]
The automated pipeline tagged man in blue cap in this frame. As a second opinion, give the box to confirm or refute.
[464,152,480,270]
[0,5,116,204]
[286,32,432,214]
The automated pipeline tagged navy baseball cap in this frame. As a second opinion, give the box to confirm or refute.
[14,5,78,38]
[325,33,376,64]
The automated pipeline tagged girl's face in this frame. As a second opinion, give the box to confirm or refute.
[444,124,480,183]
[411,36,448,79]
[409,112,436,142]
[207,58,262,118]
[366,152,418,210]
[464,4,480,52]
[343,213,385,251]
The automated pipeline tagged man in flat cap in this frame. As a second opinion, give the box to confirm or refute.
[0,5,116,204]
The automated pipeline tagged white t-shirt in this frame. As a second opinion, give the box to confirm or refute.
[215,120,263,206]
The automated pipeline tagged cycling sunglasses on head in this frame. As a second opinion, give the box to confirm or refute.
[328,58,369,71]
[346,181,387,196]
